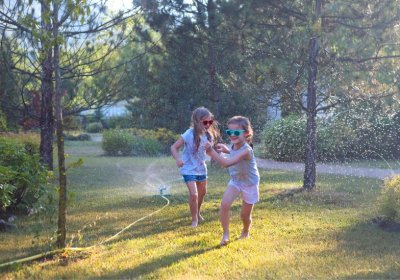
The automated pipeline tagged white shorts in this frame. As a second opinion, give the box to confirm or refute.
[228,180,259,204]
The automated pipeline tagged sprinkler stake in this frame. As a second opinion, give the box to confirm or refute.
[159,185,167,195]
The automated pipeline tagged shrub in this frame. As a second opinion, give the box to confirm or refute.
[317,118,357,162]
[102,129,135,156]
[261,115,307,161]
[260,112,400,162]
[0,136,48,213]
[128,128,179,154]
[64,115,82,131]
[132,137,163,156]
[106,115,135,129]
[102,129,167,156]
[64,133,91,141]
[0,132,40,155]
[86,122,103,133]
[377,175,400,223]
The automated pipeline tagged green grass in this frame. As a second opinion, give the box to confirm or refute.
[1,141,400,279]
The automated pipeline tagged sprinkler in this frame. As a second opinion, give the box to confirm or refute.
[159,185,167,195]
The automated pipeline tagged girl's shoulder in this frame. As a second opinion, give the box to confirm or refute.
[181,127,193,136]
[181,128,194,142]
[241,142,252,151]
[242,143,254,156]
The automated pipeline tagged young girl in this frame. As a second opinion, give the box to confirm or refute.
[171,107,220,227]
[205,116,259,245]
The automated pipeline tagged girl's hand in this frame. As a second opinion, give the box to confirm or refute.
[215,143,230,154]
[176,159,184,168]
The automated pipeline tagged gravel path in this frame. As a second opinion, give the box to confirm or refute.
[256,158,400,180]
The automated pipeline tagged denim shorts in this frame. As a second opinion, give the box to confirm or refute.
[182,174,207,183]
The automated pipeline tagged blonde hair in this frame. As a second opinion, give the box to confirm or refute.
[227,116,254,148]
[191,107,220,151]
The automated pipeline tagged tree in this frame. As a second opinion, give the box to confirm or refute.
[303,0,321,190]
[230,0,400,190]
[1,0,142,247]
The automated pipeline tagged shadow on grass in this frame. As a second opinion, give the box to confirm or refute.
[325,221,400,279]
[340,268,400,280]
[337,220,400,256]
[102,245,220,279]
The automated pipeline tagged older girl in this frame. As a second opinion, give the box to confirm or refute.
[171,107,220,227]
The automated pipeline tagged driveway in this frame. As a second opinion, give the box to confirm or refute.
[256,158,400,180]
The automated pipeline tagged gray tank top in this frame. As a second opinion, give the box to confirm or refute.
[228,143,260,186]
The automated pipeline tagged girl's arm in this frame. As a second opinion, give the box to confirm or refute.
[206,142,250,168]
[171,137,184,167]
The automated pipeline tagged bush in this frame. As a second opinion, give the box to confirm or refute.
[261,115,307,161]
[106,115,135,129]
[102,129,166,156]
[0,132,40,155]
[102,129,135,156]
[131,137,163,156]
[317,118,357,162]
[64,115,82,131]
[64,133,91,141]
[0,136,48,213]
[260,112,400,162]
[377,175,400,223]
[128,128,179,154]
[86,122,103,133]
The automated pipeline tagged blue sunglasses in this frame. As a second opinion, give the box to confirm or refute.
[225,129,245,136]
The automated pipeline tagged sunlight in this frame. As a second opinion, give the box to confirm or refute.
[105,0,132,12]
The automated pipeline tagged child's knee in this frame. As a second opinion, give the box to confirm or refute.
[189,192,198,201]
[220,201,231,211]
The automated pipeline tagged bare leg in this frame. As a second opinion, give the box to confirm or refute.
[219,185,240,245]
[240,201,254,239]
[196,180,207,222]
[186,182,199,227]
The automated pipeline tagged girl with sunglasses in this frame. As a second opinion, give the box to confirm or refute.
[171,107,220,227]
[205,116,259,246]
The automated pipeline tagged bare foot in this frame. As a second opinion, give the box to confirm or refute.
[219,238,229,246]
[219,233,229,246]
[198,214,205,222]
[239,230,249,239]
[191,220,198,227]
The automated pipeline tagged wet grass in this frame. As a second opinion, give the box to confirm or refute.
[1,141,400,279]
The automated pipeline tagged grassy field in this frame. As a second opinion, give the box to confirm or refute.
[1,141,400,279]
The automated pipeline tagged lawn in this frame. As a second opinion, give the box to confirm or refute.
[1,141,400,279]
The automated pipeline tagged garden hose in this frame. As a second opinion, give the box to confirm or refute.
[0,194,171,269]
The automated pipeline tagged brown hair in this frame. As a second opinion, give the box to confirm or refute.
[227,116,254,148]
[191,107,220,151]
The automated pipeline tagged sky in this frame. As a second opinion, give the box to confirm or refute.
[106,0,133,13]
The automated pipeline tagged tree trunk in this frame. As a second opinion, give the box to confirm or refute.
[53,6,67,248]
[303,0,321,190]
[207,0,219,117]
[39,1,54,170]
